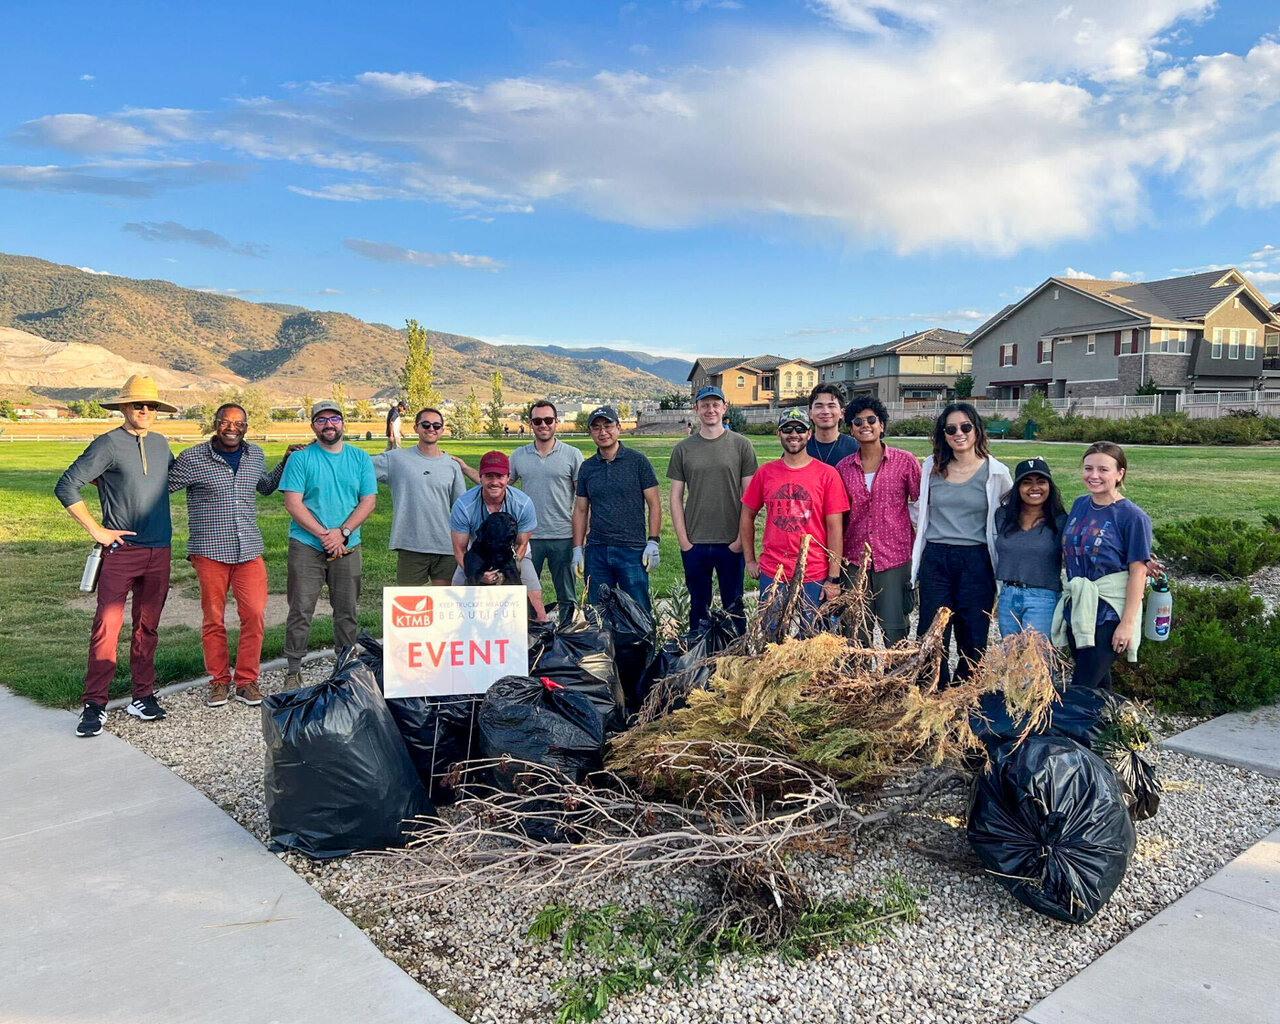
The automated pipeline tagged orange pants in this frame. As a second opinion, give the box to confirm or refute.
[191,555,268,688]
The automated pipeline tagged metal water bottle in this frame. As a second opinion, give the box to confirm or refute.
[1144,575,1172,642]
[80,543,105,593]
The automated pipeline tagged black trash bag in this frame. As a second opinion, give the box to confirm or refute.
[636,607,739,712]
[357,632,480,806]
[478,674,605,782]
[595,585,655,712]
[1109,748,1162,822]
[967,735,1136,924]
[262,649,434,859]
[970,685,1111,760]
[529,609,624,733]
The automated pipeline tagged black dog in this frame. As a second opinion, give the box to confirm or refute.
[464,511,522,586]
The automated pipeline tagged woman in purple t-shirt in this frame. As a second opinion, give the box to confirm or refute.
[1059,441,1152,690]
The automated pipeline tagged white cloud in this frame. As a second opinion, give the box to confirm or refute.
[79,74,95,82]
[78,266,111,275]
[342,238,504,271]
[1248,270,1280,285]
[123,219,269,257]
[194,286,267,296]
[0,159,236,197]
[1108,270,1144,280]
[1061,267,1097,279]
[355,71,445,97]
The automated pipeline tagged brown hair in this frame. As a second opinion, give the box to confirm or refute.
[931,402,989,478]
[1082,440,1128,490]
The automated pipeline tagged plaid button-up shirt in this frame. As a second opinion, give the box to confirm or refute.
[169,441,287,563]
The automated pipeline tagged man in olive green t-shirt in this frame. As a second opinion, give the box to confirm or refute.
[667,385,757,634]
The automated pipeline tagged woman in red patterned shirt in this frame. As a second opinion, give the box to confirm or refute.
[835,397,922,645]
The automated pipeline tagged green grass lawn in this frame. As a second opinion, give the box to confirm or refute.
[2,434,1278,707]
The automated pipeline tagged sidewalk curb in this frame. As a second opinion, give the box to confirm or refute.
[106,648,336,710]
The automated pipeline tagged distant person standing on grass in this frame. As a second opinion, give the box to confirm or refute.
[573,405,662,612]
[509,400,584,611]
[169,403,304,708]
[385,400,406,449]
[56,375,176,737]
[668,385,757,634]
[279,400,377,690]
[806,383,858,468]
[371,406,466,586]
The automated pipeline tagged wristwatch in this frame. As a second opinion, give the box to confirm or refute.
[826,576,841,585]
[340,527,352,540]
[648,535,660,543]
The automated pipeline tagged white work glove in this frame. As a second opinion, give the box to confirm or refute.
[572,545,585,578]
[642,539,661,573]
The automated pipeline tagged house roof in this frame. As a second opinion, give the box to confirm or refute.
[813,327,970,366]
[689,353,814,379]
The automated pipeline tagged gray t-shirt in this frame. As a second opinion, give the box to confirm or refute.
[55,427,174,547]
[371,447,465,555]
[925,461,989,546]
[667,430,759,544]
[995,510,1065,591]
[508,439,584,540]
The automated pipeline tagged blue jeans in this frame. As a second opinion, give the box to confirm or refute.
[758,578,823,634]
[680,543,746,634]
[996,584,1060,639]
[584,544,651,613]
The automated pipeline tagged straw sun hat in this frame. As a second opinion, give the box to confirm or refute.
[99,374,178,413]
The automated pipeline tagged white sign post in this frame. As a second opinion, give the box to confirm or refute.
[382,586,529,698]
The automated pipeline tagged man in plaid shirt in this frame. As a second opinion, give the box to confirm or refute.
[169,403,303,707]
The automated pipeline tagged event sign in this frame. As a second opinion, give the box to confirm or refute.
[382,586,529,698]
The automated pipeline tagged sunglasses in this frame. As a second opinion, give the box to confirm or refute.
[215,418,247,430]
[313,415,344,426]
[944,422,974,436]
[129,402,159,411]
[850,415,878,427]
[779,424,810,435]
[416,420,444,431]
[531,416,555,426]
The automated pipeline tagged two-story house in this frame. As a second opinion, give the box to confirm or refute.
[687,355,817,406]
[967,270,1280,401]
[813,328,972,404]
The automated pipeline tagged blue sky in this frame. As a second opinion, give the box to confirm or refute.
[3,1,1279,361]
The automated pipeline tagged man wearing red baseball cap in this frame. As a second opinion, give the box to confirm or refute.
[448,450,547,620]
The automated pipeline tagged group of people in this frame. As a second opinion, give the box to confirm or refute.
[58,373,1152,740]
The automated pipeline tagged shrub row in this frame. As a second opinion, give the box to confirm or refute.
[1033,412,1280,445]
[1154,516,1280,579]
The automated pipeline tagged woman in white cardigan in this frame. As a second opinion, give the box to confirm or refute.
[910,403,1012,686]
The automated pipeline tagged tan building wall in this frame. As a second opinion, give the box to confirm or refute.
[717,366,765,405]
[775,361,817,400]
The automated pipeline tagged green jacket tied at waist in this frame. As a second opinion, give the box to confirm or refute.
[1051,571,1141,663]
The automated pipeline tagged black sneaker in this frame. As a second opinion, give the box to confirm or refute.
[126,695,167,721]
[76,702,107,737]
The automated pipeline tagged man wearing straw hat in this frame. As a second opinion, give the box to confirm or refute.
[55,375,177,737]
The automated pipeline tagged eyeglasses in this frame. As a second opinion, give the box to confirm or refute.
[313,416,344,426]
[589,421,617,430]
[531,417,555,426]
[779,424,810,435]
[215,418,247,430]
[850,415,878,427]
[944,422,974,436]
[417,420,444,431]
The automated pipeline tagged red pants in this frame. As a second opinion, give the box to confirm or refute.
[83,545,171,705]
[191,555,268,689]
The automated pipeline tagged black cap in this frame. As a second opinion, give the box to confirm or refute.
[588,405,620,425]
[1013,456,1053,485]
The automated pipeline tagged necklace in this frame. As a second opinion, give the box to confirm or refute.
[813,436,839,461]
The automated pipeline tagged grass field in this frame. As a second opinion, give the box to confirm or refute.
[2,433,1278,707]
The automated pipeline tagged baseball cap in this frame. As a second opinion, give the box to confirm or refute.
[479,451,510,475]
[777,408,812,429]
[588,405,620,425]
[310,400,343,420]
[1013,456,1053,485]
[695,385,726,403]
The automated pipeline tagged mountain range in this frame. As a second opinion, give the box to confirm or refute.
[0,253,692,404]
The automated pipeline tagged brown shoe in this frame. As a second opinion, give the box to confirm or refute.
[283,671,303,691]
[235,681,264,706]
[206,683,231,707]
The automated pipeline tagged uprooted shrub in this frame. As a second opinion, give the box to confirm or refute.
[1115,582,1280,715]
[1154,516,1280,579]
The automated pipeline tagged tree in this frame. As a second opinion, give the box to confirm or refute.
[453,388,482,439]
[200,385,271,433]
[301,394,314,419]
[953,372,975,399]
[0,399,16,421]
[68,399,110,419]
[574,411,592,432]
[330,381,347,415]
[401,318,442,413]
[659,392,690,411]
[617,400,632,422]
[725,406,747,432]
[1135,377,1160,396]
[271,407,300,421]
[353,398,375,421]
[486,370,504,438]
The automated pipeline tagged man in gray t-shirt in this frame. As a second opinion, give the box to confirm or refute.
[371,406,466,585]
[509,399,585,609]
[668,386,757,634]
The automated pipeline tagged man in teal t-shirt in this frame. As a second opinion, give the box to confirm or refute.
[278,401,378,687]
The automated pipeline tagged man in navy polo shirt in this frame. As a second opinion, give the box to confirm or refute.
[572,405,662,611]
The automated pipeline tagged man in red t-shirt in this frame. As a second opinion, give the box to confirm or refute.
[740,408,849,626]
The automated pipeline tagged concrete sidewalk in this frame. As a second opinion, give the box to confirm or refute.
[0,686,463,1024]
[1015,704,1280,1024]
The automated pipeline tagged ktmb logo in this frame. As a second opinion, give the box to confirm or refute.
[391,594,434,628]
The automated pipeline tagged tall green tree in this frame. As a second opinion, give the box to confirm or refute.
[330,381,347,415]
[453,388,482,439]
[486,370,504,438]
[353,398,375,421]
[617,400,632,422]
[201,385,271,433]
[300,394,314,419]
[401,318,442,413]
[953,373,974,399]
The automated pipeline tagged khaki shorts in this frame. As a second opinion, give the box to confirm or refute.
[395,550,456,585]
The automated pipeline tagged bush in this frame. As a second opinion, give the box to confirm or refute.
[1154,516,1280,578]
[1115,582,1280,715]
[886,416,933,437]
[743,421,776,435]
[1035,412,1280,445]
[1010,393,1058,438]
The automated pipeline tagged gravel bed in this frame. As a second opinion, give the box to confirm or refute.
[110,662,1280,1024]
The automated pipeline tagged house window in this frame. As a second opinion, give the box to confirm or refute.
[1040,339,1053,363]
[1211,329,1222,359]
[1086,334,1096,355]
[1053,288,1060,300]
[1245,330,1257,359]
[1149,329,1164,353]
[933,355,946,373]
[1229,329,1239,359]
[807,372,815,386]
[784,372,793,388]
[868,358,876,374]
[736,374,746,388]
[1176,331,1188,354]
[999,344,1015,367]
